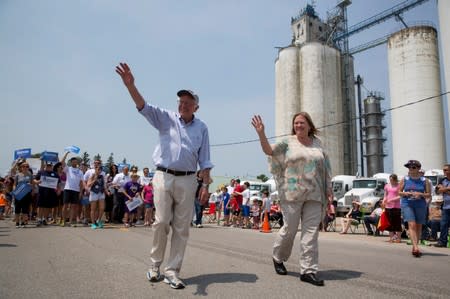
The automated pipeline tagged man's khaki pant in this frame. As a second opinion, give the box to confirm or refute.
[150,171,197,276]
[273,200,322,275]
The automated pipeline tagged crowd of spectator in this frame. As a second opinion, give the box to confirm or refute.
[1,157,449,252]
[0,155,154,229]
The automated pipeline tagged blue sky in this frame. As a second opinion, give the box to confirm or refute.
[0,0,444,178]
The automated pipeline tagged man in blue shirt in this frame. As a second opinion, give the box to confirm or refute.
[434,164,450,248]
[116,63,213,289]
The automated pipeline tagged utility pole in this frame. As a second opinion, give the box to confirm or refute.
[355,75,364,177]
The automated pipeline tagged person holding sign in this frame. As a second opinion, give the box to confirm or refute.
[112,165,130,224]
[12,160,34,228]
[121,173,143,228]
[116,62,212,289]
[34,161,60,226]
[60,152,85,227]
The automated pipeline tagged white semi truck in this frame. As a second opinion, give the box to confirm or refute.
[336,174,389,216]
[332,175,356,203]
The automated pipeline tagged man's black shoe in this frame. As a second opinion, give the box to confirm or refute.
[367,231,374,236]
[300,273,324,286]
[433,242,446,248]
[273,259,287,275]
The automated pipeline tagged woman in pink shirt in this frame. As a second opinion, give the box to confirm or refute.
[383,174,402,242]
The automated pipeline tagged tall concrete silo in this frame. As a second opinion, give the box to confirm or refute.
[300,43,344,176]
[275,42,345,175]
[438,0,450,161]
[275,46,301,138]
[363,93,386,177]
[388,26,446,173]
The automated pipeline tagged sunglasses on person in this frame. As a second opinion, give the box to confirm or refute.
[408,166,418,170]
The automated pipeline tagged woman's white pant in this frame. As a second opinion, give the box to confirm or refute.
[273,200,322,275]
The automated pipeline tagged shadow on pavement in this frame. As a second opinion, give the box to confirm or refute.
[319,269,363,281]
[422,252,449,257]
[184,272,258,296]
[0,243,17,247]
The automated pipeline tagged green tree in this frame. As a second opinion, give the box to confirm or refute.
[106,152,115,169]
[81,152,90,166]
[31,153,42,159]
[93,153,102,162]
[257,174,269,182]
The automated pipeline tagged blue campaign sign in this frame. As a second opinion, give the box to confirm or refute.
[41,151,59,162]
[14,148,32,160]
[118,163,131,172]
[11,181,32,201]
[64,145,80,154]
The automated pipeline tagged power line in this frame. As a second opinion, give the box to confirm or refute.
[211,90,450,147]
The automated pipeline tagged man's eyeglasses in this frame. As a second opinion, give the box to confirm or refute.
[408,166,418,170]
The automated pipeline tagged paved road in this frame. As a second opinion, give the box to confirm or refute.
[1,218,449,299]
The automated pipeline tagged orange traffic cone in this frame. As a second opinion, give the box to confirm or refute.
[260,210,272,233]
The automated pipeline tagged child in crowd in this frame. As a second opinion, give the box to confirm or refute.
[222,187,231,226]
[122,173,143,227]
[226,194,240,227]
[0,184,7,220]
[3,177,14,217]
[251,198,261,229]
[141,180,154,226]
[215,187,224,225]
[261,190,271,223]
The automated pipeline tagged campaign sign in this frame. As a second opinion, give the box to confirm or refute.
[64,145,80,154]
[14,148,32,160]
[126,197,143,212]
[12,181,32,201]
[41,151,59,163]
[39,176,59,189]
[118,163,131,172]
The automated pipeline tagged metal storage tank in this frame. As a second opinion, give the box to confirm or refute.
[275,43,344,175]
[363,93,386,177]
[388,26,446,173]
[275,46,301,139]
[438,0,450,160]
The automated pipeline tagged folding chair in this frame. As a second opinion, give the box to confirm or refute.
[202,202,216,223]
[268,211,284,229]
[349,212,366,234]
[325,216,337,232]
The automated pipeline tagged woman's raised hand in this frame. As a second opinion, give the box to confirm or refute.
[251,115,265,134]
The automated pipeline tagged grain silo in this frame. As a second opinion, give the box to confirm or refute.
[299,43,344,176]
[438,0,450,160]
[275,6,346,176]
[388,26,446,173]
[275,46,301,138]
